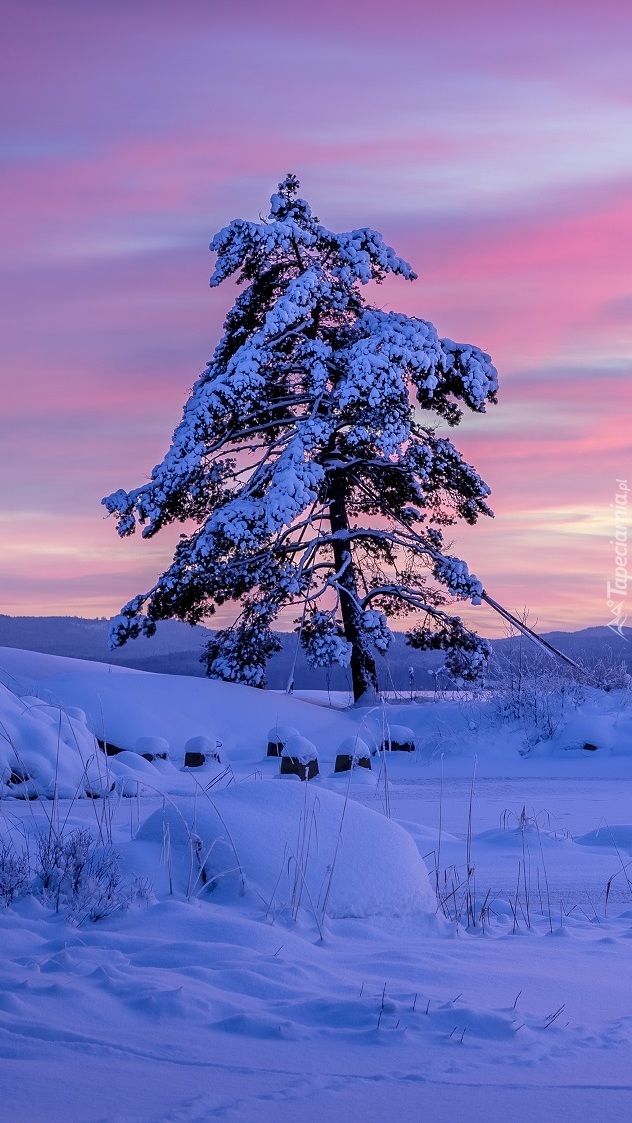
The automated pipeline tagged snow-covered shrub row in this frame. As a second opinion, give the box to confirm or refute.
[489,647,586,746]
[536,703,632,757]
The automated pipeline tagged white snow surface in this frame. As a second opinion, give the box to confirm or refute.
[337,735,371,759]
[136,781,436,919]
[2,646,632,1121]
[0,649,360,763]
[281,734,318,763]
[383,722,415,745]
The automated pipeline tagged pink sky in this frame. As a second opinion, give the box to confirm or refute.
[1,0,630,636]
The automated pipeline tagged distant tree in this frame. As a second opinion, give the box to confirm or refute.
[103,175,498,701]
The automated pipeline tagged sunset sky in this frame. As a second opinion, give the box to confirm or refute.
[1,0,630,637]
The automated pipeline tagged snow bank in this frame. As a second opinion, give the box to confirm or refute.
[136,780,436,919]
[0,683,101,798]
[13,659,359,761]
[575,825,632,853]
[547,710,632,755]
[0,645,140,685]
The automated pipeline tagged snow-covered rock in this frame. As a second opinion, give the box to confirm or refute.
[336,735,371,762]
[136,780,436,919]
[382,723,415,751]
[135,736,170,759]
[281,735,318,763]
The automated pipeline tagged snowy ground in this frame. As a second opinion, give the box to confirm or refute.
[1,646,632,1122]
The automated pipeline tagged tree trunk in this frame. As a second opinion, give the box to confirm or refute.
[328,472,379,702]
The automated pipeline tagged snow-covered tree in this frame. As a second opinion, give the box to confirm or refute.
[103,175,498,701]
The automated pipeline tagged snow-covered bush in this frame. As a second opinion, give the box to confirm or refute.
[0,841,29,906]
[35,828,128,921]
[0,827,142,923]
[578,653,631,693]
[489,640,584,746]
[134,736,170,759]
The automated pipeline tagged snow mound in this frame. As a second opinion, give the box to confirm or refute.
[575,826,632,853]
[337,736,371,760]
[0,684,101,798]
[135,736,170,758]
[475,826,567,850]
[18,663,359,760]
[136,780,436,919]
[267,724,299,744]
[281,735,317,762]
[322,767,378,790]
[546,711,632,756]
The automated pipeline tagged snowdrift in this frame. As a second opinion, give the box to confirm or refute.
[3,646,632,800]
[136,780,436,919]
[13,658,361,761]
[0,682,101,798]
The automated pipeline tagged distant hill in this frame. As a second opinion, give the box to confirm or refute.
[0,615,629,691]
[0,615,211,660]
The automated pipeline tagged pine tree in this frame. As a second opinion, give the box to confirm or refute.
[103,175,498,701]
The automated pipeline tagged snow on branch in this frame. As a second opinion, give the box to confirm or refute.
[103,175,498,694]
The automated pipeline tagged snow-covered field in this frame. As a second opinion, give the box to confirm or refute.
[1,646,632,1122]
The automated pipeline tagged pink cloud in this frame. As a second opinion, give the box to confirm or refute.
[1,0,630,632]
[378,182,632,370]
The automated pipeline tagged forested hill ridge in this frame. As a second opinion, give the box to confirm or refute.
[0,616,629,692]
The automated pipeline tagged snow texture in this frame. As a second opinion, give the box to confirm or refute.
[1,648,632,1120]
[137,781,436,919]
